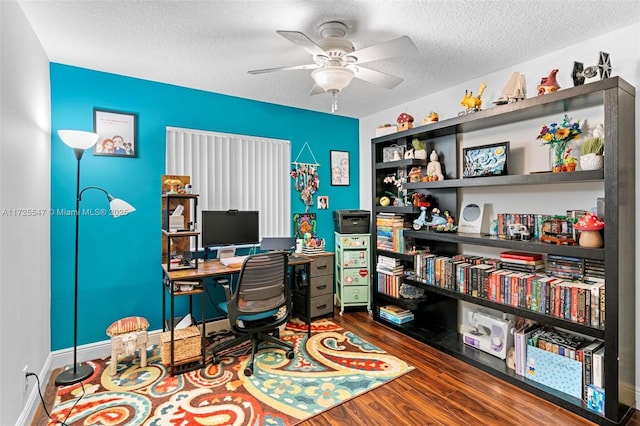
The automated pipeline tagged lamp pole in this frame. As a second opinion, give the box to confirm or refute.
[55,147,93,386]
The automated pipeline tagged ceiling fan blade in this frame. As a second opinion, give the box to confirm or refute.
[353,66,404,89]
[347,36,417,64]
[276,30,327,57]
[248,63,320,74]
[309,84,326,96]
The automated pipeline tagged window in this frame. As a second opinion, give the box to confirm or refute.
[166,127,291,247]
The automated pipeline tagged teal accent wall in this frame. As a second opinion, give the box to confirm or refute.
[50,64,359,350]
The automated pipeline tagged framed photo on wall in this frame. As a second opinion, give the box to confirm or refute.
[330,150,349,186]
[93,108,138,157]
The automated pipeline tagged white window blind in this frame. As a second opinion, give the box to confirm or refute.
[166,127,291,245]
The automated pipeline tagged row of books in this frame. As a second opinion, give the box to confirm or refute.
[378,304,414,324]
[410,252,605,327]
[377,272,403,298]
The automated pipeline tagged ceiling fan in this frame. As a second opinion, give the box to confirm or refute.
[248,21,418,112]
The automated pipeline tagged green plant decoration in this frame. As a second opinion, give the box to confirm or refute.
[582,137,604,155]
[411,138,426,151]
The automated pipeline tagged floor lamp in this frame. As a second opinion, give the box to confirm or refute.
[55,130,136,386]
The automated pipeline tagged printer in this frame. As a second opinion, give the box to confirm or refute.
[333,210,371,234]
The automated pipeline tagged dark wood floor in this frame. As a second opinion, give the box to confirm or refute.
[301,310,640,426]
[33,309,639,425]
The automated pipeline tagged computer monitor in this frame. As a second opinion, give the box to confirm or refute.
[201,210,260,248]
[260,237,296,253]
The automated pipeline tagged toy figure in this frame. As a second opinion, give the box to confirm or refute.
[413,207,447,230]
[408,166,422,182]
[537,69,560,95]
[460,82,486,114]
[426,150,445,181]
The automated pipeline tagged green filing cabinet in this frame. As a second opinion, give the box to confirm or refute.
[335,232,372,315]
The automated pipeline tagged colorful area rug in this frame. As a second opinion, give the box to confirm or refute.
[48,319,414,425]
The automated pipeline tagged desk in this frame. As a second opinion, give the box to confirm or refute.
[161,255,314,375]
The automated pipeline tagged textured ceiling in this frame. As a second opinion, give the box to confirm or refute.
[18,0,640,118]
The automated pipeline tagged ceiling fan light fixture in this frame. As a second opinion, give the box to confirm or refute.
[311,66,355,93]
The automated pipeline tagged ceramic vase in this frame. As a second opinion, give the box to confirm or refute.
[414,149,428,160]
[580,153,604,170]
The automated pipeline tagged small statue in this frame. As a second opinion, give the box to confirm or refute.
[426,150,445,181]
[422,111,439,124]
[537,69,560,96]
[460,82,486,114]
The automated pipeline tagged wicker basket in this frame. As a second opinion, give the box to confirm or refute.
[160,326,201,366]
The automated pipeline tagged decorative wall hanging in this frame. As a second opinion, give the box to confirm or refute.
[291,142,320,212]
[93,108,138,157]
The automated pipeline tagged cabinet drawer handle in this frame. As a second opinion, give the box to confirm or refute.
[316,284,327,290]
[316,265,327,270]
[316,304,327,309]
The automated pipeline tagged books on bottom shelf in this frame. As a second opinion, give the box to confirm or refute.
[379,304,414,324]
[582,339,604,401]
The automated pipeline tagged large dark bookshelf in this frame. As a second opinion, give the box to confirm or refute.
[371,77,635,425]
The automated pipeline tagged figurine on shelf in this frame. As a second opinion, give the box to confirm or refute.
[434,210,458,232]
[493,71,526,104]
[422,111,439,124]
[408,166,422,182]
[460,82,486,115]
[397,112,414,132]
[537,69,560,96]
[426,150,445,181]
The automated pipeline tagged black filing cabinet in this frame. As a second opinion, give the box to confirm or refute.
[293,252,334,321]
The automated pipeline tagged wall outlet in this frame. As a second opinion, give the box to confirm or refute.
[22,365,29,393]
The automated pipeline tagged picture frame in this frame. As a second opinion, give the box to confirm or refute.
[462,141,509,178]
[330,150,349,186]
[93,108,138,157]
[293,213,316,239]
[317,195,329,210]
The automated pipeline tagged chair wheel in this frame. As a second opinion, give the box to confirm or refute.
[212,355,220,365]
[244,366,253,376]
[286,350,294,359]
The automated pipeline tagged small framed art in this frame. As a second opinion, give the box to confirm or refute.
[330,150,349,186]
[462,141,509,178]
[93,108,138,157]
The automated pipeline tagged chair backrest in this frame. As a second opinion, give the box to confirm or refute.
[227,252,290,327]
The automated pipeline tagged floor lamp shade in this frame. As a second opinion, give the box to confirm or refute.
[58,130,99,150]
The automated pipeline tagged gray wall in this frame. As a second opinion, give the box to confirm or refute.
[1,1,52,424]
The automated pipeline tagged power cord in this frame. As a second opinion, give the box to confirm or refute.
[27,372,85,426]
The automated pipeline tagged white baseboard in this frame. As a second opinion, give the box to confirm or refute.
[18,318,229,425]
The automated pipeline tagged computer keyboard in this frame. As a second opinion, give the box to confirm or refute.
[220,255,249,266]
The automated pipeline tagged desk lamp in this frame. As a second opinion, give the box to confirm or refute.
[55,130,135,386]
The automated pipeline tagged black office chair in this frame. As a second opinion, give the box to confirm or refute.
[211,252,294,376]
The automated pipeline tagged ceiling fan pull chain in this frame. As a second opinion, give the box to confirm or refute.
[331,93,338,113]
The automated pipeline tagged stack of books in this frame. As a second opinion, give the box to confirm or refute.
[499,251,545,273]
[376,214,405,253]
[376,255,404,297]
[547,254,584,280]
[378,305,414,324]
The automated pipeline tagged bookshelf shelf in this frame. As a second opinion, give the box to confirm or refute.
[371,77,635,425]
